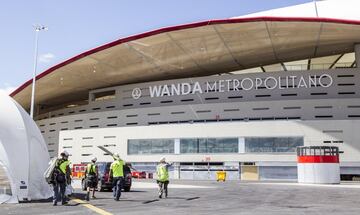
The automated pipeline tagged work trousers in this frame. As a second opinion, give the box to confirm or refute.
[112,177,124,201]
[53,182,66,204]
[157,180,169,198]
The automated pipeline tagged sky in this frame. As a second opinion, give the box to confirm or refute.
[0,0,313,95]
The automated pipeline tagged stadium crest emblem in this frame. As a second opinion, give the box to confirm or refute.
[132,88,142,99]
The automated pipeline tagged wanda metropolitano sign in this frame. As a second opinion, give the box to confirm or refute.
[131,74,333,100]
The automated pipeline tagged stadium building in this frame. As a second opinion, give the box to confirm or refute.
[10,0,360,180]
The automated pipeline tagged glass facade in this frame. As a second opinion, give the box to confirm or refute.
[128,139,174,155]
[180,138,238,153]
[244,137,303,153]
[128,137,303,155]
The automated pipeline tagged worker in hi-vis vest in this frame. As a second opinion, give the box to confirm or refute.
[156,157,173,198]
[85,157,98,201]
[109,153,125,201]
[52,151,71,206]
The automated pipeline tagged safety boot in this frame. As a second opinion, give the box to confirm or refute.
[85,192,90,201]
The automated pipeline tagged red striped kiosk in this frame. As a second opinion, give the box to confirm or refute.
[297,146,340,184]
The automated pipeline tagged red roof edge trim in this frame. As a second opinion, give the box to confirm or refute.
[11,16,360,97]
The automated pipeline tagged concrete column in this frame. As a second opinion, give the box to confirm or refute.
[173,163,180,179]
[173,139,180,179]
[174,138,180,154]
[238,137,245,153]
[354,44,360,68]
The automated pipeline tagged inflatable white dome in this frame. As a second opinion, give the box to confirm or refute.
[0,92,52,203]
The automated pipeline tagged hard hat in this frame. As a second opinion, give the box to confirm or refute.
[160,157,166,162]
[91,157,97,162]
[113,153,120,160]
[60,150,69,157]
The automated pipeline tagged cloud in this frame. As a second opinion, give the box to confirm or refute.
[0,86,16,95]
[39,53,55,63]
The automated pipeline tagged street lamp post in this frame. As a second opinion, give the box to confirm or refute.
[30,25,47,119]
[313,0,319,17]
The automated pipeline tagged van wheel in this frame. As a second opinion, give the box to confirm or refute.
[124,186,130,192]
[82,180,87,191]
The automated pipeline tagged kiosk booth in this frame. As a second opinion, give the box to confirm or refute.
[297,146,340,184]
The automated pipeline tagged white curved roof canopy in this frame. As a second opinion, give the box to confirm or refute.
[11,0,360,113]
[0,92,52,203]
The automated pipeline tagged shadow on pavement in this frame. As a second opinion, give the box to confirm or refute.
[163,196,200,201]
[21,197,81,207]
[186,197,200,201]
[64,203,81,206]
[20,197,53,203]
[127,190,147,193]
[165,197,187,200]
[71,193,86,199]
[142,199,159,204]
[93,190,147,193]
[84,197,114,200]
[115,199,141,202]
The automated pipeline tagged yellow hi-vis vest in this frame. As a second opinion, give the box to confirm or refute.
[157,164,169,182]
[58,159,71,174]
[86,163,96,175]
[110,160,124,177]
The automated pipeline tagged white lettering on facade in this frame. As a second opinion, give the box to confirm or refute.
[308,76,317,87]
[161,85,170,96]
[278,77,284,89]
[297,76,308,88]
[171,83,180,96]
[206,82,217,92]
[255,78,262,90]
[264,77,277,90]
[218,80,225,92]
[226,79,232,91]
[192,82,203,94]
[233,79,240,91]
[181,83,191,95]
[143,74,334,99]
[319,74,333,87]
[149,85,162,97]
[241,78,254,91]
[285,76,289,88]
[289,76,296,88]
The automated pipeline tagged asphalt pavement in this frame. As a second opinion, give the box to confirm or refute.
[1,180,360,215]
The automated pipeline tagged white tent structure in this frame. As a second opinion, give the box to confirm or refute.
[0,92,52,203]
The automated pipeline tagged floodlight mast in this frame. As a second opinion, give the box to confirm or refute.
[313,0,319,17]
[30,25,47,118]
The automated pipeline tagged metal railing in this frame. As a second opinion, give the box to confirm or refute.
[297,146,339,156]
[278,62,354,72]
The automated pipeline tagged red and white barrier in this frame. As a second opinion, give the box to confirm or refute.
[297,152,340,184]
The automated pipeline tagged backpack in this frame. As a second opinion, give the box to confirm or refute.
[44,157,58,184]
